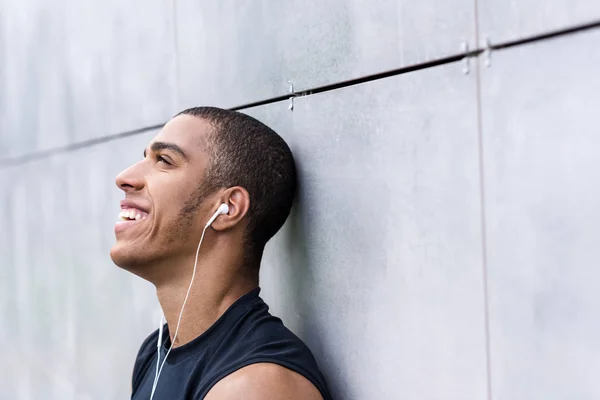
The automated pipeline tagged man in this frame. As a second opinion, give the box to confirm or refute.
[110,107,331,399]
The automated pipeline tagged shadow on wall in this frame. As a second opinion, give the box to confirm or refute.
[269,166,343,397]
[275,167,313,335]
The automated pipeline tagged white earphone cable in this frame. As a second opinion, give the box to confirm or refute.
[152,315,164,393]
[150,223,210,399]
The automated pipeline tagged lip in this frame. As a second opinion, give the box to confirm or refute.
[120,199,150,213]
[114,219,141,234]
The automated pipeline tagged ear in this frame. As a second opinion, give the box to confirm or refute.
[211,186,250,231]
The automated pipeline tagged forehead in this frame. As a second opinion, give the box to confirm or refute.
[150,114,214,159]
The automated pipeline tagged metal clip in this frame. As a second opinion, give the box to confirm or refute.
[461,41,470,75]
[482,37,492,68]
[287,80,295,111]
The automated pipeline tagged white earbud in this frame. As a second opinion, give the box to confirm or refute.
[205,203,229,228]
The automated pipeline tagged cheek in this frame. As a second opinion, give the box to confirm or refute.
[154,188,201,235]
[148,177,192,218]
[146,172,206,238]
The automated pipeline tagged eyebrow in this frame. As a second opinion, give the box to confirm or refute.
[144,141,188,160]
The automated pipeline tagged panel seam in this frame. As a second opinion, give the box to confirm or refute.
[473,0,493,398]
[171,0,181,111]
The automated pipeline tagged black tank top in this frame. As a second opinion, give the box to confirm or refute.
[131,288,332,400]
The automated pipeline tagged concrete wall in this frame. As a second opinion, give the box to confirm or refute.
[1,1,600,399]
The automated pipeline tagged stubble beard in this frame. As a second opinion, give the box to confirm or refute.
[164,182,216,245]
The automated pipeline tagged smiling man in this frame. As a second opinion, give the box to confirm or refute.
[110,107,331,400]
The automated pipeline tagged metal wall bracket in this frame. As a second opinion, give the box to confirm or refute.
[482,37,492,67]
[287,80,295,111]
[461,41,470,74]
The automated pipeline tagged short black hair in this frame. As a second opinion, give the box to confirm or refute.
[177,107,297,268]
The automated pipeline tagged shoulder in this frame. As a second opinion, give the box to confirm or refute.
[205,363,324,400]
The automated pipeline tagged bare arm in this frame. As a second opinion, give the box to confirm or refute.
[205,363,324,400]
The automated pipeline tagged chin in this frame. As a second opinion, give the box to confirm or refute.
[110,242,142,271]
[110,241,165,284]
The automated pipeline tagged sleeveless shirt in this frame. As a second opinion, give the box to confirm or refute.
[131,288,332,399]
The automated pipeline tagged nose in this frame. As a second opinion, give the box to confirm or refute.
[115,161,145,192]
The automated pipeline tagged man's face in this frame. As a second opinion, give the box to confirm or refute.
[110,115,216,273]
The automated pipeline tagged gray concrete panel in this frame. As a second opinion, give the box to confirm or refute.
[175,0,476,110]
[0,0,177,159]
[0,167,17,394]
[247,62,486,400]
[478,0,600,44]
[0,132,159,399]
[480,30,600,400]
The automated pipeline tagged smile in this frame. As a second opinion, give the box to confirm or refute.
[118,207,149,221]
[115,207,149,234]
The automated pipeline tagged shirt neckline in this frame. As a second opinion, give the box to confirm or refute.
[160,287,262,365]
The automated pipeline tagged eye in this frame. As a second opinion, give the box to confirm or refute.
[157,155,172,165]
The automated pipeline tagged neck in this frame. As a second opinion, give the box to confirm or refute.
[154,240,258,347]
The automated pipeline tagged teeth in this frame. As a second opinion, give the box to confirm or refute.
[117,209,146,221]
